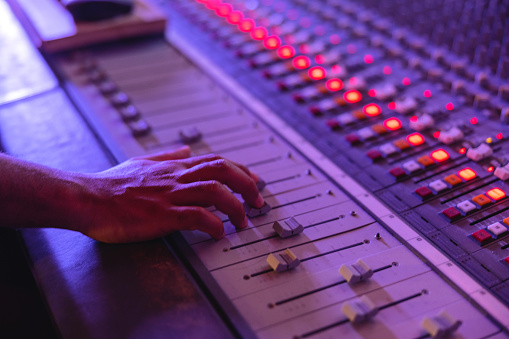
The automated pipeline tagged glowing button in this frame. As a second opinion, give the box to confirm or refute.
[263,36,281,49]
[292,56,310,69]
[383,118,402,131]
[277,45,295,59]
[344,90,362,103]
[326,78,343,92]
[215,3,232,17]
[226,11,243,24]
[308,66,326,80]
[458,168,477,181]
[238,19,255,32]
[363,103,381,117]
[486,188,506,201]
[250,27,267,40]
[407,133,425,146]
[364,54,374,64]
[430,149,449,162]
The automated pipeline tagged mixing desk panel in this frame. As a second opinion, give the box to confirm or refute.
[21,0,509,337]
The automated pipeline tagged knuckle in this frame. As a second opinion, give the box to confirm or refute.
[212,158,230,170]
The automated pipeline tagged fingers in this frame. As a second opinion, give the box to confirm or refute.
[168,206,225,239]
[181,153,260,183]
[171,181,249,229]
[179,159,264,208]
[134,146,191,161]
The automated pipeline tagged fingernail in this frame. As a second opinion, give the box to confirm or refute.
[240,216,249,229]
[215,229,225,240]
[255,193,264,208]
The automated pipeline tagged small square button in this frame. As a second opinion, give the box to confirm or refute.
[389,167,406,179]
[457,200,476,214]
[337,114,355,126]
[472,229,492,244]
[472,194,491,207]
[366,150,383,161]
[358,127,375,140]
[371,124,387,135]
[444,174,462,187]
[380,143,398,156]
[487,222,507,236]
[345,134,361,145]
[505,257,509,265]
[402,160,421,173]
[415,186,433,199]
[351,110,367,120]
[504,217,509,226]
[326,119,340,130]
[442,207,461,220]
[417,155,434,167]
[429,180,448,193]
[394,139,411,150]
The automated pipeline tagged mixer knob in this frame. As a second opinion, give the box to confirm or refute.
[273,217,304,238]
[339,259,373,284]
[127,119,151,137]
[341,295,378,323]
[118,105,140,121]
[409,114,434,131]
[244,201,272,218]
[179,127,203,144]
[494,164,509,181]
[438,127,463,145]
[422,311,462,339]
[256,179,266,191]
[110,92,130,107]
[466,143,493,161]
[267,249,300,272]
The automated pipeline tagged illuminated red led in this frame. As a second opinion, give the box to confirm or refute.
[364,54,374,64]
[470,117,478,125]
[402,77,411,86]
[331,65,342,74]
[250,27,267,40]
[407,133,425,146]
[423,90,432,98]
[277,45,295,59]
[330,34,341,44]
[446,102,454,111]
[433,131,440,138]
[388,102,396,110]
[363,103,381,117]
[497,133,503,139]
[410,116,418,123]
[308,66,326,80]
[315,54,325,64]
[368,89,376,97]
[383,66,392,74]
[326,78,343,91]
[458,147,466,154]
[238,18,255,32]
[204,0,221,9]
[487,188,506,201]
[299,44,309,54]
[263,36,281,49]
[431,149,449,162]
[344,90,362,103]
[487,166,494,172]
[347,44,357,54]
[458,168,476,181]
[383,118,402,131]
[292,56,310,69]
[226,11,243,24]
[215,3,232,16]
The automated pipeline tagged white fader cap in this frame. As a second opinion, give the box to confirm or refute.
[341,295,378,323]
[339,259,373,284]
[422,310,462,338]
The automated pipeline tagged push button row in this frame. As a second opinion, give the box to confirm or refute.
[442,188,507,221]
[414,167,477,199]
[471,218,509,245]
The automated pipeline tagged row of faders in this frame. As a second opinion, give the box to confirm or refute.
[160,0,509,310]
[56,38,507,338]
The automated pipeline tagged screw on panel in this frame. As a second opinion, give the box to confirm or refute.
[286,151,292,158]
[326,189,333,195]
[350,210,357,216]
[305,169,312,175]
[375,232,381,240]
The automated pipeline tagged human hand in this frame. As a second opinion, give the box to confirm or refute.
[76,146,264,243]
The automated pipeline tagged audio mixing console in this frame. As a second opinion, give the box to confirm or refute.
[15,0,509,337]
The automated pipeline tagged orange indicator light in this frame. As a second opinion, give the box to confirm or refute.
[308,66,326,80]
[238,18,255,32]
[263,36,281,49]
[402,77,411,86]
[250,27,267,40]
[446,102,454,110]
[344,90,362,103]
[292,56,310,69]
[407,133,425,146]
[364,54,374,64]
[487,188,506,201]
[277,45,295,59]
[326,78,343,91]
[431,149,449,162]
[458,168,476,181]
[363,103,381,117]
[204,0,221,10]
[458,147,466,154]
[487,166,494,172]
[226,11,243,24]
[383,117,402,131]
[216,3,232,16]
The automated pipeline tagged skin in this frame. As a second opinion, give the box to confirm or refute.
[0,146,264,243]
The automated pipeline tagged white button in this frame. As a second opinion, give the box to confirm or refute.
[318,98,336,112]
[487,222,507,236]
[284,74,301,87]
[345,77,366,91]
[466,143,493,161]
[402,160,421,173]
[456,200,476,214]
[409,113,434,131]
[494,165,509,181]
[339,259,373,284]
[374,83,397,101]
[336,113,354,125]
[379,143,398,156]
[358,127,375,140]
[422,311,462,339]
[429,180,448,193]
[438,127,463,145]
[300,87,319,99]
[394,96,418,114]
[342,295,378,323]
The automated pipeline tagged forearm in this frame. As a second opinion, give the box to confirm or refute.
[0,153,90,231]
